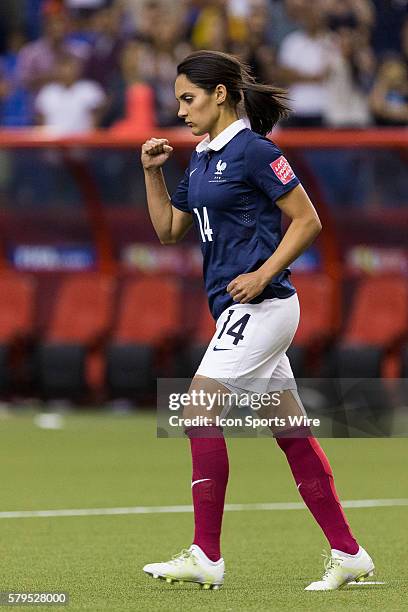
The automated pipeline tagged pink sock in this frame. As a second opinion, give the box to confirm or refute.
[187,426,229,561]
[276,434,359,554]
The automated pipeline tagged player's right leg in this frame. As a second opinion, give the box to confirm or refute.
[142,544,225,590]
[143,375,231,589]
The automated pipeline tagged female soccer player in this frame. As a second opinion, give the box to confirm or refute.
[141,50,374,591]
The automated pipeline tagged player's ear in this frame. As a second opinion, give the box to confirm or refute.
[215,84,227,105]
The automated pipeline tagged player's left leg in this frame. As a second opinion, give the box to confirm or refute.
[272,389,375,590]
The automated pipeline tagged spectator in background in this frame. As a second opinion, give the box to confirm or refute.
[138,13,191,126]
[130,0,167,43]
[110,39,156,132]
[16,1,89,93]
[401,16,408,66]
[324,0,375,38]
[323,0,376,127]
[190,0,246,51]
[82,4,127,89]
[35,53,106,134]
[199,5,232,52]
[234,0,277,84]
[324,24,375,126]
[0,67,9,115]
[368,51,408,207]
[0,0,25,53]
[372,0,408,56]
[269,0,304,47]
[0,30,33,126]
[24,0,48,42]
[2,30,28,74]
[64,0,107,8]
[278,1,332,126]
[369,54,408,125]
[82,3,128,125]
[64,2,101,48]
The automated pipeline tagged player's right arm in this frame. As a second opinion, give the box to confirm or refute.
[141,138,193,245]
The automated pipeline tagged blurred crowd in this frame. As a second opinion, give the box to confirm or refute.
[0,0,407,134]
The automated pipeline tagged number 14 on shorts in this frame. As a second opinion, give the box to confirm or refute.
[214,309,251,350]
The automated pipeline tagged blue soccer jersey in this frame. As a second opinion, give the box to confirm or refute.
[171,119,299,320]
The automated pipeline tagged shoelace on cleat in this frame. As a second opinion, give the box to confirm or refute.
[169,549,198,566]
[321,550,342,580]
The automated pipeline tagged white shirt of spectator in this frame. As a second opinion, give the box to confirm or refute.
[279,30,331,117]
[35,81,105,135]
[65,0,105,7]
[324,46,371,127]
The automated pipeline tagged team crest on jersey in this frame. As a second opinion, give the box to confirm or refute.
[209,159,228,183]
[215,160,227,175]
[270,155,295,185]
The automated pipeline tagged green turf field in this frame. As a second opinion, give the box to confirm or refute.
[0,411,407,611]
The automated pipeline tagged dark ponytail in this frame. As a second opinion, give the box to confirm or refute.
[177,50,290,136]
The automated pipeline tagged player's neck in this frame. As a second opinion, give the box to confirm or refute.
[209,111,239,141]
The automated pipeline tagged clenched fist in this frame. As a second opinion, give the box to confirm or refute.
[141,138,174,170]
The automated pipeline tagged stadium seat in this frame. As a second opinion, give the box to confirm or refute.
[38,274,115,400]
[338,275,408,377]
[400,345,408,402]
[402,345,408,378]
[333,275,408,435]
[287,273,338,376]
[0,272,36,394]
[106,276,181,398]
[0,272,35,343]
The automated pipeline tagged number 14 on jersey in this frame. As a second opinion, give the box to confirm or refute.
[193,207,213,242]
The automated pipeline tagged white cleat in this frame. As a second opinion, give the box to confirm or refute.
[305,546,375,591]
[143,545,224,590]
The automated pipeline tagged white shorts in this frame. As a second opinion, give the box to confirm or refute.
[196,293,300,394]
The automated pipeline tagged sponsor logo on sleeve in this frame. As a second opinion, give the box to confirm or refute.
[270,155,295,185]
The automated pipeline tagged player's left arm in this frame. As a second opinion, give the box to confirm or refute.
[227,184,321,303]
